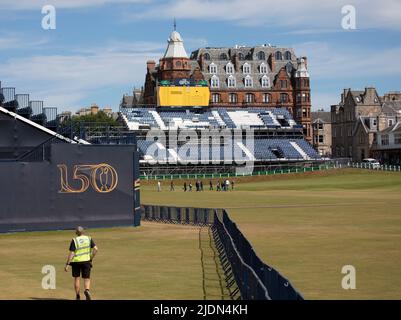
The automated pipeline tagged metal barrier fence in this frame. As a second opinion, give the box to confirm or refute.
[140,164,336,181]
[214,210,303,300]
[141,204,303,300]
[141,204,221,225]
[350,162,401,172]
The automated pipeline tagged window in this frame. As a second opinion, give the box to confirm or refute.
[275,51,282,60]
[238,53,245,60]
[318,135,324,143]
[395,134,401,145]
[219,53,228,60]
[257,51,265,60]
[318,123,323,130]
[227,75,236,87]
[280,93,288,103]
[389,119,394,126]
[203,52,210,60]
[284,51,291,60]
[229,93,237,103]
[243,63,251,74]
[302,108,307,118]
[226,63,234,74]
[210,75,219,88]
[245,93,255,103]
[175,60,182,67]
[296,93,301,103]
[348,126,352,136]
[244,75,253,87]
[359,132,365,144]
[262,93,270,103]
[261,75,269,88]
[349,146,353,157]
[212,93,220,103]
[259,63,268,74]
[280,80,287,88]
[381,134,389,146]
[209,63,217,74]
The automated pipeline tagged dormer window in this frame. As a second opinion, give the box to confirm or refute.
[244,75,253,87]
[209,63,217,74]
[220,53,228,60]
[275,51,283,60]
[243,63,251,74]
[204,53,211,60]
[356,96,361,102]
[226,62,234,74]
[259,63,268,74]
[284,51,292,60]
[227,75,236,87]
[210,75,219,88]
[238,53,245,61]
[257,51,266,60]
[261,75,270,88]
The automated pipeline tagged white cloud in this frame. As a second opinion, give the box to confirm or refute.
[0,42,162,109]
[294,41,401,80]
[0,33,49,50]
[0,0,149,10]
[127,0,401,31]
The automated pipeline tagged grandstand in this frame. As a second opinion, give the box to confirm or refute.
[0,81,60,131]
[119,106,320,168]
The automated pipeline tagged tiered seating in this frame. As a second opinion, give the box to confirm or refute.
[121,108,157,129]
[291,139,320,159]
[137,137,320,163]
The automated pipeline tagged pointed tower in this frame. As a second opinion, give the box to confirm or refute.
[158,23,191,82]
[294,57,312,141]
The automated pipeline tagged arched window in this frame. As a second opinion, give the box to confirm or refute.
[210,75,219,88]
[275,51,283,60]
[245,93,255,103]
[257,51,265,60]
[209,63,217,74]
[243,62,251,74]
[261,75,269,88]
[203,52,211,60]
[212,93,220,103]
[259,63,268,74]
[229,93,237,103]
[244,75,253,87]
[226,62,234,74]
[238,53,245,61]
[227,75,236,88]
[219,53,228,60]
[284,51,291,60]
[175,60,182,67]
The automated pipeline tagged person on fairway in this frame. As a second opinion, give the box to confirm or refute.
[64,226,98,300]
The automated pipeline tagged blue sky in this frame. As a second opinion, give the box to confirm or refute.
[1,0,400,112]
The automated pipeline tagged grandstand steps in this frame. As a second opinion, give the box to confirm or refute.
[149,110,167,130]
[290,141,311,160]
[211,110,226,126]
[236,142,255,161]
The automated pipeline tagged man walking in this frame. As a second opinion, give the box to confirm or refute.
[157,180,161,192]
[170,180,175,191]
[65,226,98,300]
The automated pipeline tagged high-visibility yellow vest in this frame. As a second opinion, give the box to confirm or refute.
[71,235,92,263]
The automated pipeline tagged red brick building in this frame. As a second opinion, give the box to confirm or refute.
[143,29,312,140]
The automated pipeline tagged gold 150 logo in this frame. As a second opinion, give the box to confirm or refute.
[57,164,118,194]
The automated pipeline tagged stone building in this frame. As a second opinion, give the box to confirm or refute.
[331,88,401,162]
[311,110,331,157]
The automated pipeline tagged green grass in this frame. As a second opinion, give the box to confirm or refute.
[141,168,401,299]
[0,223,203,300]
[1,168,401,299]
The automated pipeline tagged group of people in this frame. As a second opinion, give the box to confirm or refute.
[157,179,235,192]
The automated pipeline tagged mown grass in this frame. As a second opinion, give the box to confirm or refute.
[141,169,401,299]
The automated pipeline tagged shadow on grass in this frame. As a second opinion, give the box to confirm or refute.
[29,297,70,300]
